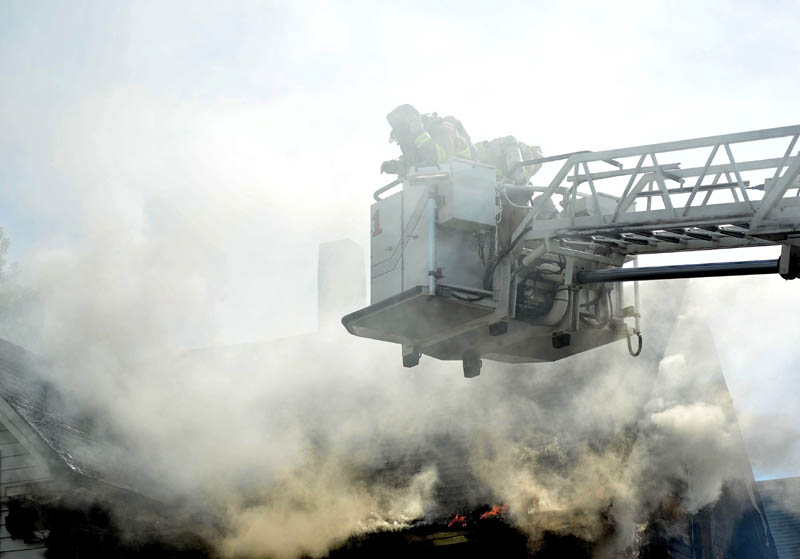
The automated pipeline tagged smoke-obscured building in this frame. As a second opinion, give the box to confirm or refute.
[0,338,214,558]
[0,239,789,558]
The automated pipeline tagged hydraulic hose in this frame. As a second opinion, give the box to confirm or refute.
[483,226,531,290]
[627,332,643,357]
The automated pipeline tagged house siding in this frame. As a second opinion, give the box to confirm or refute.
[0,421,50,558]
[757,478,800,559]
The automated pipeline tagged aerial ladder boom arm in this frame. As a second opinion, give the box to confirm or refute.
[515,124,800,251]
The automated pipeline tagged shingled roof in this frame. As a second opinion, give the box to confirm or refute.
[0,338,132,492]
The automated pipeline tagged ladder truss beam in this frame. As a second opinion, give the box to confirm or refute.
[514,125,800,259]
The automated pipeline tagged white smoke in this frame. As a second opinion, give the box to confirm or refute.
[3,3,799,553]
[0,95,775,553]
[0,213,760,557]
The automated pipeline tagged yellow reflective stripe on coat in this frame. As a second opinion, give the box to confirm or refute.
[436,144,447,163]
[414,132,432,148]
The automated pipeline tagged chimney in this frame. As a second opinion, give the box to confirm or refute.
[317,239,366,331]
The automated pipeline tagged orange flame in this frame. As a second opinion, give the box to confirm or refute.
[447,514,468,528]
[479,504,508,520]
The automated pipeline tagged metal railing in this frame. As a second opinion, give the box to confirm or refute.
[513,125,800,244]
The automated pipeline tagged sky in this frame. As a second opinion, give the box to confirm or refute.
[1,0,800,482]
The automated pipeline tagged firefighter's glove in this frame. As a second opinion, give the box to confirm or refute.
[380,159,401,174]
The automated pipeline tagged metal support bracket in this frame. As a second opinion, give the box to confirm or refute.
[779,244,800,279]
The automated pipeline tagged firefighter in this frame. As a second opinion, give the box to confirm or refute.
[380,105,475,174]
[474,136,554,252]
[422,112,476,161]
[474,135,542,186]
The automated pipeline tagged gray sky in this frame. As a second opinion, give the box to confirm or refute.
[2,0,800,479]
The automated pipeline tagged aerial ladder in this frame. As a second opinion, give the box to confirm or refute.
[342,125,800,377]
